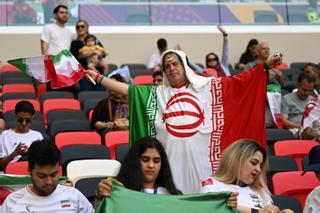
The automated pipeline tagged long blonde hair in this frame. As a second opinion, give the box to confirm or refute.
[214,139,269,199]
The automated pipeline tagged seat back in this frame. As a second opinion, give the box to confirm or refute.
[75,177,105,202]
[77,91,109,103]
[3,99,40,113]
[48,120,91,139]
[272,171,320,209]
[40,91,74,104]
[2,84,35,95]
[134,75,153,85]
[5,161,29,175]
[55,131,101,150]
[66,159,120,183]
[0,63,20,72]
[271,195,302,213]
[2,77,33,85]
[82,98,102,114]
[274,140,318,170]
[2,92,37,102]
[5,120,46,134]
[4,111,43,122]
[43,99,81,124]
[116,143,129,162]
[121,63,148,77]
[105,130,129,159]
[47,110,87,126]
[60,144,111,175]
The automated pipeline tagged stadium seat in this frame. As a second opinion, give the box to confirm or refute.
[272,171,320,209]
[48,120,91,139]
[268,156,298,192]
[253,10,279,24]
[55,131,101,150]
[120,63,149,77]
[0,63,20,72]
[77,91,109,104]
[2,77,33,85]
[88,109,94,121]
[66,159,120,183]
[42,99,81,124]
[302,156,309,171]
[2,84,35,95]
[5,161,29,175]
[104,130,129,160]
[266,128,295,154]
[40,91,74,104]
[3,99,40,113]
[2,92,37,102]
[75,177,105,202]
[47,110,87,126]
[36,84,47,100]
[116,143,129,162]
[5,120,46,134]
[82,99,101,114]
[271,195,302,213]
[274,140,318,170]
[290,62,309,71]
[134,75,153,85]
[60,144,111,175]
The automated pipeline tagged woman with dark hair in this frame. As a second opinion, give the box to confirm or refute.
[238,39,259,70]
[97,136,180,195]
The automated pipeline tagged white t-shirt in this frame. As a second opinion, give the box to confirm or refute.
[304,185,320,213]
[2,184,94,213]
[0,129,43,162]
[147,53,161,69]
[142,187,169,195]
[41,23,74,55]
[200,177,272,209]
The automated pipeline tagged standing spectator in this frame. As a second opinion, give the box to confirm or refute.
[303,63,320,95]
[300,95,320,141]
[148,38,168,70]
[41,5,75,91]
[238,39,259,70]
[303,145,320,213]
[10,0,37,24]
[2,139,94,212]
[87,49,281,194]
[0,101,43,170]
[281,73,315,136]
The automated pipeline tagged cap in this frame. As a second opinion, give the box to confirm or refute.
[302,145,320,175]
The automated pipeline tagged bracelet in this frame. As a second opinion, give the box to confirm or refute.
[94,73,101,82]
[251,208,259,213]
[98,75,105,84]
[95,189,102,200]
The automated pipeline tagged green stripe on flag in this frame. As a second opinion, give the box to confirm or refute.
[267,84,281,93]
[0,175,68,185]
[7,58,27,73]
[95,178,239,213]
[51,49,74,64]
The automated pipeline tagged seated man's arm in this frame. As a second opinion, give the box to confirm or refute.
[0,144,28,170]
[302,127,320,141]
[281,114,300,129]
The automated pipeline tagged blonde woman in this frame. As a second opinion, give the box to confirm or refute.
[200,139,293,213]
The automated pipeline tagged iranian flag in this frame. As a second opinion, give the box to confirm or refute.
[300,96,320,137]
[7,49,85,89]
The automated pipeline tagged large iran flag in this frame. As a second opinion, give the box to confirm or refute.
[7,49,85,89]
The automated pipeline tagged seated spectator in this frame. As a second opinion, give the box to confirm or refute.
[2,139,94,212]
[90,74,129,135]
[281,73,315,136]
[152,70,163,85]
[300,95,320,141]
[303,62,320,95]
[148,38,167,70]
[200,139,293,213]
[0,101,43,170]
[79,34,109,75]
[303,145,320,213]
[238,39,259,70]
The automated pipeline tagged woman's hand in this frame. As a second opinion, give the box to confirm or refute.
[259,204,280,213]
[227,192,238,208]
[97,178,113,197]
[217,25,228,37]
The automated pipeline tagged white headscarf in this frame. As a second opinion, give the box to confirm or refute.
[160,49,212,92]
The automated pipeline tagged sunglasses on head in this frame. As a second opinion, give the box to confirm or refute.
[76,25,86,29]
[17,118,31,123]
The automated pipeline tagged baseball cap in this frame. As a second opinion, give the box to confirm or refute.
[302,145,320,175]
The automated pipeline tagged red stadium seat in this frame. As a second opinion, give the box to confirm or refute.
[55,131,101,150]
[134,75,153,85]
[105,130,129,160]
[272,171,320,209]
[5,161,29,175]
[88,109,94,122]
[37,84,47,101]
[3,99,41,113]
[42,99,81,125]
[274,140,318,170]
[0,63,20,72]
[2,84,35,95]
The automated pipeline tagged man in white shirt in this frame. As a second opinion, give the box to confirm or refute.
[0,101,43,170]
[303,145,320,213]
[2,139,94,213]
[41,4,74,55]
[148,38,167,70]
